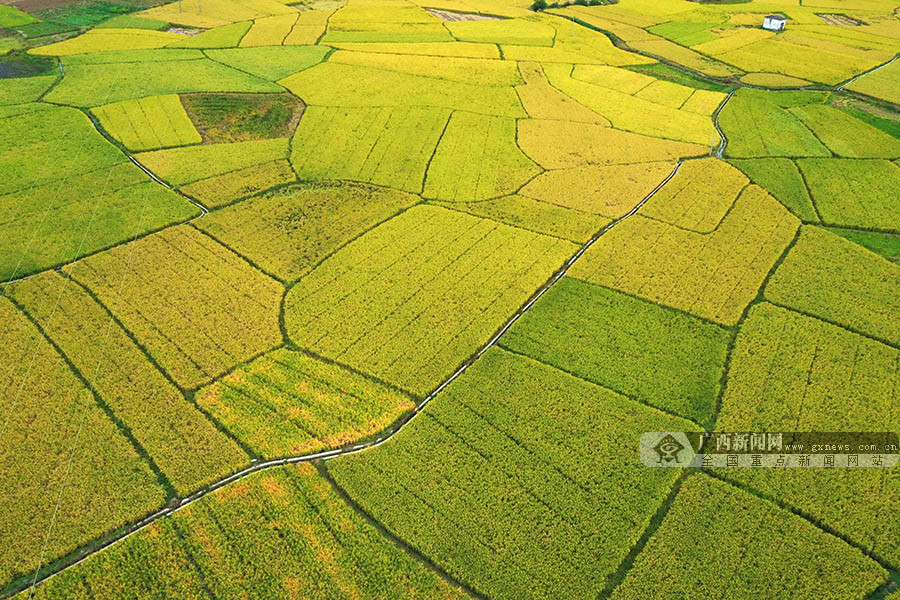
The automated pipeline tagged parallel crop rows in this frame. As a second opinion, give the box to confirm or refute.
[3,2,900,599]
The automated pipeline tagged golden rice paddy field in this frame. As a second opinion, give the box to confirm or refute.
[1,0,899,597]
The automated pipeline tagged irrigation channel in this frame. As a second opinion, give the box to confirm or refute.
[7,131,713,599]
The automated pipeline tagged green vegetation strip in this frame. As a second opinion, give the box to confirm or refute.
[765,225,900,348]
[501,277,729,426]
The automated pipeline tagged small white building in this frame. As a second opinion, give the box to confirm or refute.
[763,15,787,32]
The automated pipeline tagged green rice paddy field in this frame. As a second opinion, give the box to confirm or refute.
[1,0,899,597]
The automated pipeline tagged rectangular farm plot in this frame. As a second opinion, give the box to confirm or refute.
[327,41,501,58]
[445,17,555,46]
[330,347,699,600]
[169,21,252,49]
[827,227,900,264]
[284,205,577,396]
[681,89,728,115]
[714,33,891,85]
[0,106,199,280]
[29,464,467,600]
[647,20,718,46]
[0,162,200,280]
[728,158,817,222]
[139,0,296,29]
[714,303,900,566]
[92,94,201,152]
[691,27,774,55]
[66,225,283,389]
[205,46,329,81]
[0,75,56,105]
[0,298,165,587]
[7,271,250,496]
[29,28,185,57]
[719,93,830,158]
[517,120,705,170]
[423,111,541,202]
[515,62,607,123]
[196,349,414,458]
[196,182,419,281]
[330,50,523,86]
[284,9,333,45]
[765,226,900,347]
[501,26,655,67]
[61,49,204,65]
[181,159,296,209]
[789,104,900,159]
[279,62,525,117]
[520,161,677,219]
[569,185,799,326]
[628,39,740,78]
[639,158,749,233]
[542,63,720,145]
[46,57,283,107]
[240,13,299,47]
[325,5,446,43]
[796,159,900,232]
[1,105,121,195]
[609,474,887,600]
[502,277,730,426]
[846,57,900,105]
[432,195,609,244]
[633,79,694,109]
[136,138,290,186]
[328,4,440,25]
[569,64,657,95]
[322,22,452,43]
[290,105,450,193]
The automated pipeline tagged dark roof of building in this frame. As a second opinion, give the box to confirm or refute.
[765,14,786,20]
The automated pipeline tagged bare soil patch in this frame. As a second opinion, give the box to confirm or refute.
[424,8,502,21]
[167,27,203,35]
[0,50,56,77]
[180,92,306,144]
[818,13,865,26]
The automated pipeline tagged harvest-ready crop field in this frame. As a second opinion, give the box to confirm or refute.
[1,0,899,597]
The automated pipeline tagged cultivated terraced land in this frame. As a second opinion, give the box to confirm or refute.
[1,0,899,598]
